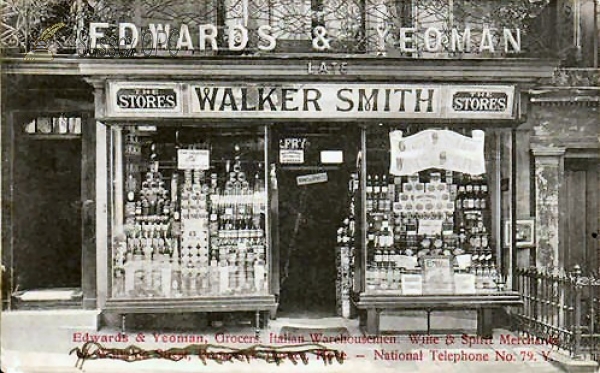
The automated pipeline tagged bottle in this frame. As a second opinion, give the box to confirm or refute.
[475,263,484,290]
[374,175,382,212]
[480,226,489,251]
[465,182,474,209]
[381,175,389,212]
[366,175,373,212]
[489,263,499,290]
[442,213,454,238]
[471,226,481,252]
[456,185,465,209]
[209,260,219,294]
[482,263,491,289]
[218,260,229,295]
[406,215,417,253]
[473,184,481,209]
[445,170,453,185]
[385,264,394,289]
[254,259,266,293]
[373,174,381,197]
[367,222,376,249]
[380,221,392,248]
[480,181,488,210]
[458,222,467,251]
[392,248,401,266]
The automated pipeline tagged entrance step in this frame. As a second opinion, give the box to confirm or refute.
[270,316,361,335]
[11,288,83,310]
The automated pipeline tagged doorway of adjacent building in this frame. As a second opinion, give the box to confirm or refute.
[276,126,358,317]
[564,158,599,274]
[12,121,83,294]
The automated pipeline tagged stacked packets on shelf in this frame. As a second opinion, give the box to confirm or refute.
[335,173,357,318]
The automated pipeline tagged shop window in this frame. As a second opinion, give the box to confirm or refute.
[23,116,82,136]
[363,125,506,295]
[109,125,269,299]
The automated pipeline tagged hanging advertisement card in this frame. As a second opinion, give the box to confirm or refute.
[177,149,210,170]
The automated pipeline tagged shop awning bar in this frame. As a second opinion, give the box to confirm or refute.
[3,57,558,83]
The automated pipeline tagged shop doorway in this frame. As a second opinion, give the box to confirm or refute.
[564,158,599,274]
[13,130,83,293]
[275,126,358,317]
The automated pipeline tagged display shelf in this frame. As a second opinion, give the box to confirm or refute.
[355,292,523,337]
[105,295,277,314]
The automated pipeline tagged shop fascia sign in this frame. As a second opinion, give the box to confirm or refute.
[88,22,522,54]
[106,82,515,120]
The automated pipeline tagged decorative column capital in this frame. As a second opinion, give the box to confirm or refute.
[83,77,106,90]
[530,146,566,158]
[83,77,107,120]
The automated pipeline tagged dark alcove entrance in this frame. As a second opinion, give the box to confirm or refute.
[13,120,83,292]
[275,125,358,318]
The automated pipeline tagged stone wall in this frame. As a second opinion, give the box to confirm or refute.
[531,103,600,146]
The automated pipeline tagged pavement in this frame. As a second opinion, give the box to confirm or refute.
[0,309,592,373]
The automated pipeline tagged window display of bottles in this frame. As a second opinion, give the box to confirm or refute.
[112,130,268,299]
[364,170,499,293]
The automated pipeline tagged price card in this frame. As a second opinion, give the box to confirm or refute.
[454,273,476,294]
[177,149,210,170]
[418,219,443,236]
[401,274,423,295]
[455,254,472,270]
[421,256,454,294]
[280,149,304,164]
[395,255,418,270]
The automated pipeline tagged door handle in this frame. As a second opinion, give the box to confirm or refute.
[81,200,94,208]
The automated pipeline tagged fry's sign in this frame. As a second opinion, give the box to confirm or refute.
[107,82,515,120]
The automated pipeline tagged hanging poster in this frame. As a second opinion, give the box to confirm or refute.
[389,129,486,176]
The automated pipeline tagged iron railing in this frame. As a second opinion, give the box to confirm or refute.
[1,0,557,57]
[514,266,600,362]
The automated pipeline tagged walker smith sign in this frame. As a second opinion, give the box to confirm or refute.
[106,82,515,120]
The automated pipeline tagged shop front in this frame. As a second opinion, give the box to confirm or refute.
[86,68,553,332]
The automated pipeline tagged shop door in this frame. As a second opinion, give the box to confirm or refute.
[564,159,599,274]
[276,128,358,316]
[13,134,82,290]
[278,170,346,315]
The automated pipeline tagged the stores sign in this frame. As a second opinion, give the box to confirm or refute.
[107,83,515,120]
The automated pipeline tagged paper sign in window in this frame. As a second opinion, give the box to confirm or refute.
[177,149,210,170]
[320,150,343,164]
